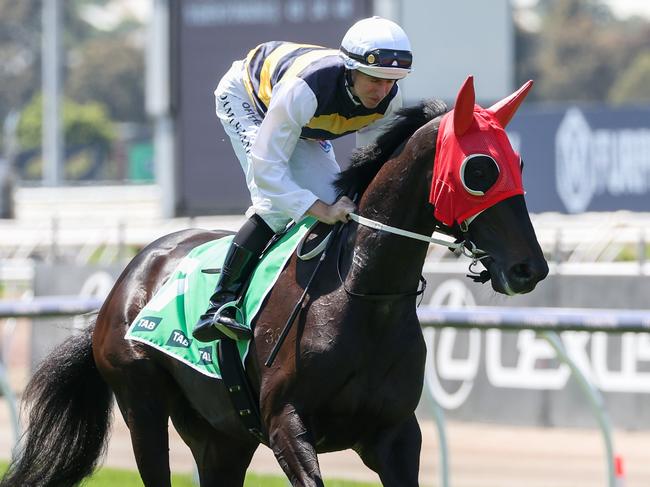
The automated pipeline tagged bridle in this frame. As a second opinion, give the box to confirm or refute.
[297,212,491,301]
[349,212,487,257]
[346,212,491,292]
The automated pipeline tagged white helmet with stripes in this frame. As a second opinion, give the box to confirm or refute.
[340,16,412,80]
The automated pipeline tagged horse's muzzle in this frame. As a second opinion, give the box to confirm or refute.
[488,257,549,295]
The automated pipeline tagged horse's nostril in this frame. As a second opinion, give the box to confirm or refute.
[509,263,532,282]
[506,260,549,291]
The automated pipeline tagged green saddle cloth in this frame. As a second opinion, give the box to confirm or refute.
[124,217,317,379]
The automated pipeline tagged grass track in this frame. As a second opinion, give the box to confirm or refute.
[0,461,381,486]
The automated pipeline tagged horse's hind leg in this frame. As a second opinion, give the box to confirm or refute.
[180,431,254,486]
[170,397,258,486]
[354,413,422,486]
[109,365,176,487]
[267,403,324,487]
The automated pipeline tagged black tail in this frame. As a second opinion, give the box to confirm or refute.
[0,322,113,487]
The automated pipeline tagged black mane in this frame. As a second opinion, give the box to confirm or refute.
[335,99,448,197]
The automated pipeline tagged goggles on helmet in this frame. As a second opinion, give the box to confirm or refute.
[341,47,412,70]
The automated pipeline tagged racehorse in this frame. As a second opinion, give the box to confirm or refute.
[1,77,548,487]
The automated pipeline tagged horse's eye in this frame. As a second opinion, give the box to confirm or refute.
[460,154,499,196]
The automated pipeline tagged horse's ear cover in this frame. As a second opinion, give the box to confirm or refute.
[488,80,534,128]
[430,76,533,226]
[453,75,476,135]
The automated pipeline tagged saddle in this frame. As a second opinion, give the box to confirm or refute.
[125,217,325,443]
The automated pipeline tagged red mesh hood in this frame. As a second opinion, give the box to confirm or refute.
[429,76,533,227]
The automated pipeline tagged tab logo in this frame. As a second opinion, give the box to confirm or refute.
[198,346,214,365]
[166,330,192,348]
[134,316,162,332]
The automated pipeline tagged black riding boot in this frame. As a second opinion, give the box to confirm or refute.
[193,214,274,342]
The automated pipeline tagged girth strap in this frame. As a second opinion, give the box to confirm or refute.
[217,339,267,444]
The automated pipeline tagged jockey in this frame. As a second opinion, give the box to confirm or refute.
[193,16,413,342]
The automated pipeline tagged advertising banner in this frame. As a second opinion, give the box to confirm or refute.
[509,105,650,214]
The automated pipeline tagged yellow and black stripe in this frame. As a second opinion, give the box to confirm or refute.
[242,41,397,140]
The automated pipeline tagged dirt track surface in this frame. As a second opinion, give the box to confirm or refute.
[1,402,649,487]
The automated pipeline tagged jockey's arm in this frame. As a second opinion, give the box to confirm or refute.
[250,78,354,225]
[355,88,403,148]
[250,78,320,222]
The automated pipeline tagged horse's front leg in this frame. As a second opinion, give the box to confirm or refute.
[354,413,422,486]
[267,403,324,487]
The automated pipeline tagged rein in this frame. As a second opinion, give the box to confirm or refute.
[298,212,485,259]
[334,213,489,300]
[296,208,492,301]
[348,213,463,248]
[349,212,489,266]
[335,225,427,301]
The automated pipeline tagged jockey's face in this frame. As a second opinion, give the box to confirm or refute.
[351,71,396,109]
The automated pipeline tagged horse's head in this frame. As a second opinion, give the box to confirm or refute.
[431,76,548,295]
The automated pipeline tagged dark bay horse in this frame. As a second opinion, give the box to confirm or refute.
[1,77,548,487]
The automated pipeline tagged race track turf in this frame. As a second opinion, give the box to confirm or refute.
[0,461,382,486]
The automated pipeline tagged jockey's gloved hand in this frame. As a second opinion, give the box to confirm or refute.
[307,196,357,225]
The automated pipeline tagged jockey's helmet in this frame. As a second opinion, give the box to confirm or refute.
[340,16,412,80]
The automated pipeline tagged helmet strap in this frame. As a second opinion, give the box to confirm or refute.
[344,69,362,105]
